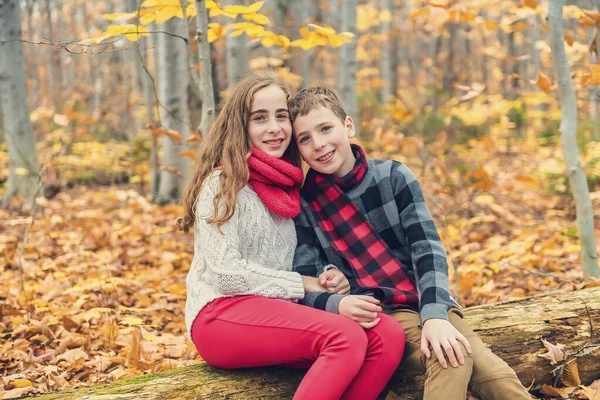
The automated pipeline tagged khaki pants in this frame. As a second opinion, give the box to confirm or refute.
[388,308,531,400]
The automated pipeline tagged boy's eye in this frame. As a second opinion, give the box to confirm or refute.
[322,125,332,132]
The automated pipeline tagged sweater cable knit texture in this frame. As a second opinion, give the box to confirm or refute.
[185,171,305,337]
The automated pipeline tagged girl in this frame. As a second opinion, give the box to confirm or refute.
[179,74,405,400]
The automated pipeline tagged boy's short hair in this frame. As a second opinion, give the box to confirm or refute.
[289,87,347,123]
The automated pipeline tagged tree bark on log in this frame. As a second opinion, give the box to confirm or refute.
[33,287,600,400]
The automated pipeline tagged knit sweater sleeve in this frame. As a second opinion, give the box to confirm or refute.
[194,176,305,300]
[391,163,453,322]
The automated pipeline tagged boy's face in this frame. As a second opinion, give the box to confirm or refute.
[293,106,356,178]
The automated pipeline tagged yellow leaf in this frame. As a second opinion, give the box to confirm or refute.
[10,379,33,388]
[536,70,552,92]
[209,8,237,18]
[328,34,352,47]
[485,21,498,31]
[207,29,217,42]
[223,4,252,14]
[102,12,138,22]
[242,13,270,25]
[248,1,264,13]
[155,5,182,24]
[15,168,30,176]
[139,11,156,25]
[205,0,218,9]
[230,29,245,37]
[290,39,315,50]
[121,316,144,326]
[186,3,196,18]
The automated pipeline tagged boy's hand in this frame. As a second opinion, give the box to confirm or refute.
[318,268,350,294]
[421,318,472,369]
[338,295,382,329]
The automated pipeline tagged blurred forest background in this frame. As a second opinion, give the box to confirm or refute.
[1,0,600,398]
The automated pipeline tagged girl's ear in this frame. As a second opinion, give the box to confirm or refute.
[344,116,356,138]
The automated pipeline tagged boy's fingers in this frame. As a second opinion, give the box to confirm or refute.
[433,343,448,368]
[420,335,431,359]
[449,338,464,365]
[440,339,458,368]
[457,334,472,354]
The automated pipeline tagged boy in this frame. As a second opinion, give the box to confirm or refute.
[290,87,530,400]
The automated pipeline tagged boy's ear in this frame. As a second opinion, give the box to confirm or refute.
[344,116,356,138]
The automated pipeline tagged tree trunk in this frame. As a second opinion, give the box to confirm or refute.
[194,0,216,139]
[0,0,41,210]
[339,0,359,136]
[31,287,600,400]
[591,0,600,141]
[225,0,248,90]
[45,0,63,113]
[155,18,191,205]
[548,0,599,281]
[380,0,392,105]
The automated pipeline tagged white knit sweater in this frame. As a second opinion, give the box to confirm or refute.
[185,171,305,336]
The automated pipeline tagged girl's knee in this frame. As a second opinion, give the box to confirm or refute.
[372,314,406,359]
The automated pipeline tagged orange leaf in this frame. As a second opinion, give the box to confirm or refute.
[536,71,552,93]
[564,34,574,46]
[523,0,536,9]
[179,150,197,159]
[539,385,575,398]
[163,129,183,142]
[163,166,182,175]
[185,134,203,143]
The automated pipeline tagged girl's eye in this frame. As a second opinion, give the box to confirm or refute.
[253,115,265,121]
[277,113,289,120]
[298,136,309,144]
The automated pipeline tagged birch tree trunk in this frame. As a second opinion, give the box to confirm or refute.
[45,0,63,113]
[226,0,248,90]
[195,0,216,139]
[380,0,392,104]
[547,0,599,281]
[339,0,359,136]
[155,18,191,204]
[590,0,600,140]
[0,0,41,209]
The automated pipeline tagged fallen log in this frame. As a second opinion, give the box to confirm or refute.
[33,287,600,400]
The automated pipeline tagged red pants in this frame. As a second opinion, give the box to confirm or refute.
[192,296,405,400]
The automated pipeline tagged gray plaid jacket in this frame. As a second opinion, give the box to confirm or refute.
[294,158,456,323]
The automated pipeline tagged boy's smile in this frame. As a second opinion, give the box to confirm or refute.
[293,106,356,178]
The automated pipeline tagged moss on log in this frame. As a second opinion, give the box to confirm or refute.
[32,287,600,400]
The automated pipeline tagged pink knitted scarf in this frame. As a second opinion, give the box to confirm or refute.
[247,148,303,218]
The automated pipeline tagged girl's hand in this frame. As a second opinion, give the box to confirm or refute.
[338,295,382,329]
[301,275,324,293]
[318,268,350,294]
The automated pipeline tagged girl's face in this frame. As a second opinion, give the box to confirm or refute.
[247,85,292,158]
